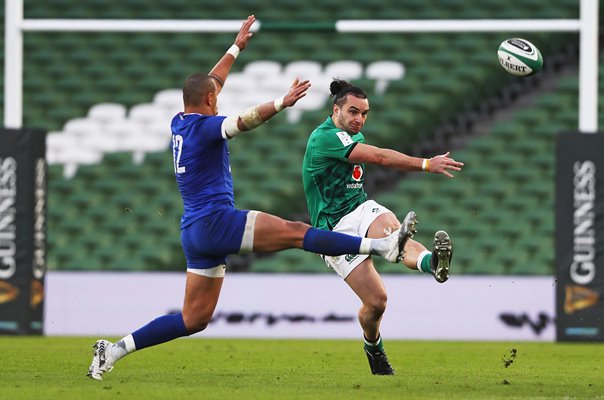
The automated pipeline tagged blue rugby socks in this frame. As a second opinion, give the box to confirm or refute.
[302,227,366,256]
[302,227,396,257]
[130,312,190,351]
[107,313,191,364]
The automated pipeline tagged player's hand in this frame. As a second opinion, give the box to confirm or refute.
[428,152,464,178]
[234,15,256,51]
[283,78,311,108]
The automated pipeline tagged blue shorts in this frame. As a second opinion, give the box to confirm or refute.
[181,208,251,269]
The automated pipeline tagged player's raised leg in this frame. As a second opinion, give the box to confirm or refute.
[250,211,411,262]
[388,212,453,283]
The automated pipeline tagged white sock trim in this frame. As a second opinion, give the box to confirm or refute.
[417,250,431,272]
[364,335,381,347]
[122,334,137,353]
[359,238,372,254]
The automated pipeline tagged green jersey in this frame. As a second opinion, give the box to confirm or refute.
[302,116,368,230]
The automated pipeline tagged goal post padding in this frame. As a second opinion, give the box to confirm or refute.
[555,132,604,342]
[0,128,46,335]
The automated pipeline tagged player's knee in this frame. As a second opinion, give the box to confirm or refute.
[188,322,208,334]
[366,293,388,317]
[183,310,213,334]
[185,318,209,334]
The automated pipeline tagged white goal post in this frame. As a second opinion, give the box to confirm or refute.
[4,0,599,132]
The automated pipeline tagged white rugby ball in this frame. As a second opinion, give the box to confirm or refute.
[497,38,543,77]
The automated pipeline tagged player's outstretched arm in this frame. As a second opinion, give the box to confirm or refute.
[208,15,256,94]
[222,78,311,139]
[349,145,464,177]
[423,151,464,177]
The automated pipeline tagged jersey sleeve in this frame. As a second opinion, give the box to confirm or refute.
[197,115,227,144]
[314,131,359,161]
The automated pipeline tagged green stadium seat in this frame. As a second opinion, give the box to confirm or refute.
[460,195,495,216]
[530,152,554,174]
[490,151,525,171]
[508,259,552,276]
[510,136,547,158]
[521,180,553,203]
[505,167,534,184]
[490,121,528,140]
[424,76,468,98]
[501,195,539,214]
[467,136,498,157]
[463,252,507,275]
[557,76,578,94]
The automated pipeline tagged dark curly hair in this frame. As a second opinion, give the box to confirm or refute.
[330,78,367,107]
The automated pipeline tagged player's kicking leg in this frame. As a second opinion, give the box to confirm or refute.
[404,228,453,283]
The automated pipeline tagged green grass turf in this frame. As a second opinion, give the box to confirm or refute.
[1,337,603,400]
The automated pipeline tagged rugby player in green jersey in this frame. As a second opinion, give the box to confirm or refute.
[302,79,464,375]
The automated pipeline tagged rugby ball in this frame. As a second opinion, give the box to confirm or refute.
[497,38,543,77]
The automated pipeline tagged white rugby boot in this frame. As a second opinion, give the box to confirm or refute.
[383,211,418,263]
[87,339,116,380]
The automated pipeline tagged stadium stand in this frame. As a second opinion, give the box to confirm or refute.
[0,0,585,273]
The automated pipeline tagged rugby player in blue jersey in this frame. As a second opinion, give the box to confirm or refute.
[87,15,415,380]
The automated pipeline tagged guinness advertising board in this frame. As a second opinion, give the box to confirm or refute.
[0,128,46,335]
[556,132,604,342]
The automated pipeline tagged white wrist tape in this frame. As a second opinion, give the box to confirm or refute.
[274,96,285,112]
[226,44,240,59]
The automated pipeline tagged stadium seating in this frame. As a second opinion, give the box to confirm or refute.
[0,0,585,272]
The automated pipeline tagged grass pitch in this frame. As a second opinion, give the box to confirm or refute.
[1,337,602,400]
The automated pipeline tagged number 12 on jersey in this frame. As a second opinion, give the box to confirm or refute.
[172,135,186,173]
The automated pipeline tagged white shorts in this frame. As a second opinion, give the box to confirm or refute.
[322,200,392,279]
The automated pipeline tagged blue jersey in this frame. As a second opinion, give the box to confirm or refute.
[171,112,234,228]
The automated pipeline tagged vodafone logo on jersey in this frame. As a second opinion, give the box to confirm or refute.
[352,165,363,181]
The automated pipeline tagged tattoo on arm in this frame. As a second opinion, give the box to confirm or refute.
[209,73,225,88]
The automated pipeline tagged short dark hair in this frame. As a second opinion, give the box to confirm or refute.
[330,78,367,108]
[183,73,216,107]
